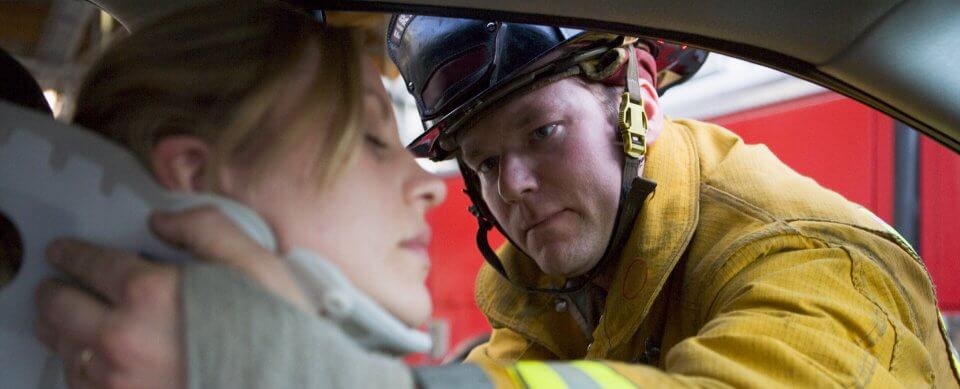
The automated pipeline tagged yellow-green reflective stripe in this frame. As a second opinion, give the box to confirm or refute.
[512,361,568,389]
[571,361,636,389]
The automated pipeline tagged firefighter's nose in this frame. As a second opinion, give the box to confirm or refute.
[497,155,537,203]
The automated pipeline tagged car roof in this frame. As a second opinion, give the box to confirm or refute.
[89,0,960,153]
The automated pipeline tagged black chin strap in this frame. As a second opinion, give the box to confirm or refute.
[467,46,656,295]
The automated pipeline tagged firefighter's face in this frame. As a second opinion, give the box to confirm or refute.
[459,78,623,277]
[221,62,446,327]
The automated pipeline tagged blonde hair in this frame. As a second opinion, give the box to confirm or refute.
[73,0,363,189]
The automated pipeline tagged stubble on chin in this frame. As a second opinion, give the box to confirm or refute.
[529,242,597,278]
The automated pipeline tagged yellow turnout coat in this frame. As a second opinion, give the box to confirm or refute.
[465,119,960,388]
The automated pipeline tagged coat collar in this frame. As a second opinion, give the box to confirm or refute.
[475,119,701,358]
[587,119,700,357]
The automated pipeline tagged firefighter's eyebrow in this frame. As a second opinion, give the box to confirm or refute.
[460,107,542,164]
[515,112,538,133]
[462,140,484,164]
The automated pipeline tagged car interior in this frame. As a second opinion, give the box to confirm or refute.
[1,0,958,383]
[88,0,960,152]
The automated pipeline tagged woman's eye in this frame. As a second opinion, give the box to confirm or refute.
[531,124,557,141]
[477,157,498,174]
[365,133,388,150]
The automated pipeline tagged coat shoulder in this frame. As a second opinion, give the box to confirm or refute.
[673,118,884,229]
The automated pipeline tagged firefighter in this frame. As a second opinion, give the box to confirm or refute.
[388,15,960,387]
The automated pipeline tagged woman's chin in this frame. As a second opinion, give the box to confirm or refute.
[392,290,433,328]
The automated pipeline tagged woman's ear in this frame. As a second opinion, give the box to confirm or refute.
[150,135,211,192]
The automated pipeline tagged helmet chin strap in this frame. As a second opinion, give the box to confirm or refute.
[464,47,657,295]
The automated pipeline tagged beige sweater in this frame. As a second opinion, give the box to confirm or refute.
[180,263,416,388]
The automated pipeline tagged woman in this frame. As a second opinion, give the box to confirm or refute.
[34,1,445,387]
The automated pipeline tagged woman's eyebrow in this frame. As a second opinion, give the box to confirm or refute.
[365,88,392,121]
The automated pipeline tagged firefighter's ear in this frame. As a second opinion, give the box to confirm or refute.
[150,135,211,193]
[638,79,664,144]
[638,79,661,124]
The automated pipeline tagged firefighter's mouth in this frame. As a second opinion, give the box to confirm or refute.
[522,209,569,239]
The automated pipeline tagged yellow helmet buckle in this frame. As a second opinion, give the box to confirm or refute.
[618,91,648,159]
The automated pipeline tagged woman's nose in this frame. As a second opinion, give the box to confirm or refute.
[497,155,537,203]
[406,162,447,211]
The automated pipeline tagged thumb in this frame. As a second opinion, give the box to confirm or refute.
[149,206,312,311]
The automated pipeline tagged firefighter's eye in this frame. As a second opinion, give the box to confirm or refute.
[530,124,557,141]
[477,157,499,174]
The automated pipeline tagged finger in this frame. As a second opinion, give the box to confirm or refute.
[47,239,157,305]
[150,207,312,310]
[35,307,94,387]
[35,280,109,353]
[150,208,286,285]
[64,349,104,389]
[34,310,57,351]
[75,338,135,389]
[149,206,278,269]
[46,330,98,389]
[79,350,111,387]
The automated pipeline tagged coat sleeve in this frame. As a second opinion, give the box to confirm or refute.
[447,246,933,388]
[466,326,559,363]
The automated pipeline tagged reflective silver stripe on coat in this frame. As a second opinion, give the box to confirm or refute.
[413,364,493,389]
[546,362,603,389]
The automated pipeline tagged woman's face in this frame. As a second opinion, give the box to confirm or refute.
[222,61,446,327]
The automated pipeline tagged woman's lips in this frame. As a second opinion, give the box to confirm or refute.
[400,232,431,279]
[400,230,431,257]
[400,241,429,257]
